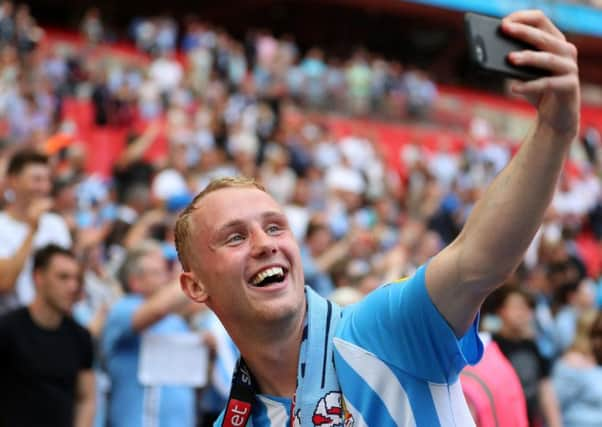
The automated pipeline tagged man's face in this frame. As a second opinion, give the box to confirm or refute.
[35,254,82,315]
[132,251,170,297]
[10,163,51,201]
[499,293,533,336]
[188,187,305,325]
[55,184,78,211]
[308,227,332,256]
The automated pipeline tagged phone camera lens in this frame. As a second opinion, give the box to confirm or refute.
[476,45,484,62]
[473,36,487,64]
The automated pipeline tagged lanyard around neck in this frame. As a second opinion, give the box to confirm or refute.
[221,289,342,427]
[221,358,297,427]
[221,358,255,427]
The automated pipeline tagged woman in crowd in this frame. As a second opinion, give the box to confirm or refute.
[552,310,602,427]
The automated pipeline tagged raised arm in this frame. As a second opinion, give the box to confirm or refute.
[131,280,191,332]
[0,198,53,293]
[426,10,580,336]
[114,121,161,170]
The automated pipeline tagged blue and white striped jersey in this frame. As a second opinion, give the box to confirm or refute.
[215,263,483,426]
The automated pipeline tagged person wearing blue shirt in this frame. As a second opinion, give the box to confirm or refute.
[552,310,602,427]
[300,218,348,298]
[101,241,195,427]
[174,10,579,426]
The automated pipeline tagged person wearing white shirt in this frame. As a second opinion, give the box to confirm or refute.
[0,149,71,314]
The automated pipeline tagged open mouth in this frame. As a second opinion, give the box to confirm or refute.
[250,266,287,288]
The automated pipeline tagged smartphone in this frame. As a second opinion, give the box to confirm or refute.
[464,12,549,80]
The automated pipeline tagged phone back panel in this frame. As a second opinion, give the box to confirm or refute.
[465,13,548,81]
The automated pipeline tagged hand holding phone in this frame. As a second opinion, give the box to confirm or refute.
[465,12,549,80]
[467,10,579,137]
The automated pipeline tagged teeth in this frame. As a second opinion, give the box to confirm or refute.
[251,267,285,286]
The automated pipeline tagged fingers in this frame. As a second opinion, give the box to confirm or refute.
[27,198,53,228]
[503,9,565,40]
[501,11,578,81]
[509,50,578,76]
[502,10,580,136]
[510,73,579,98]
[30,197,54,215]
[503,21,576,58]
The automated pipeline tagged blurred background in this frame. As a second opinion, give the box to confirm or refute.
[0,0,601,426]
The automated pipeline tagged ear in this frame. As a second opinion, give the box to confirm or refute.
[128,276,141,294]
[32,269,43,291]
[180,271,208,304]
[6,174,17,187]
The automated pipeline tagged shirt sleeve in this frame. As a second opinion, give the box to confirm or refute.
[537,343,552,379]
[49,214,73,248]
[0,214,26,257]
[338,263,483,384]
[552,361,582,410]
[554,308,577,352]
[100,298,139,357]
[0,316,10,366]
[80,327,94,370]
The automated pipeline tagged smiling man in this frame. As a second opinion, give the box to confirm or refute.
[0,149,72,314]
[176,10,580,427]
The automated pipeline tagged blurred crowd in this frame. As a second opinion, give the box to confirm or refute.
[572,0,602,8]
[1,2,602,427]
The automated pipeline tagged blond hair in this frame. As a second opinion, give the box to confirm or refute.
[174,177,266,271]
[569,309,599,355]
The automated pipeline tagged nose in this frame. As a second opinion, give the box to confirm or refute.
[33,177,51,196]
[250,227,277,258]
[66,277,82,297]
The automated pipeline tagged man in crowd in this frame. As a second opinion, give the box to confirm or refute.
[0,244,95,426]
[101,240,196,427]
[490,286,563,426]
[174,10,579,425]
[0,149,71,314]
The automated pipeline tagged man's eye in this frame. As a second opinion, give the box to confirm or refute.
[267,224,282,234]
[226,234,245,244]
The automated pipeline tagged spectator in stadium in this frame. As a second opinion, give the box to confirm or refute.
[404,69,438,120]
[300,47,327,109]
[190,304,239,426]
[259,144,297,205]
[151,133,192,204]
[111,121,161,204]
[90,69,111,126]
[0,244,95,427]
[552,310,602,427]
[552,278,596,353]
[528,264,566,360]
[51,174,79,234]
[101,240,196,427]
[461,332,529,427]
[346,50,372,115]
[148,49,183,107]
[0,149,71,315]
[0,1,15,45]
[490,286,563,427]
[80,7,104,46]
[175,10,579,425]
[299,215,345,297]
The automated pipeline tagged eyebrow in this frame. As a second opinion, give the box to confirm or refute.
[261,211,287,223]
[214,219,245,238]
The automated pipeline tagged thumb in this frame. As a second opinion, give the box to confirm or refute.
[510,80,541,107]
